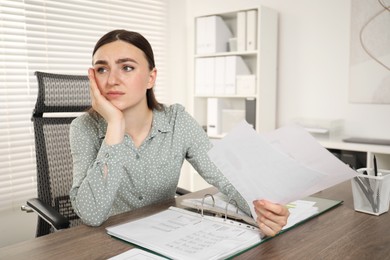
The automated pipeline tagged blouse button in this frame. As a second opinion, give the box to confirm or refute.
[138,195,143,200]
[136,154,140,159]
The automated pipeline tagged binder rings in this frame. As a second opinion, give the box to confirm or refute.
[106,193,342,260]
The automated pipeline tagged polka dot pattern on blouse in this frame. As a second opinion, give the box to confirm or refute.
[69,104,250,226]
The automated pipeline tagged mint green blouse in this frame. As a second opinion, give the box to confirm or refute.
[69,104,250,226]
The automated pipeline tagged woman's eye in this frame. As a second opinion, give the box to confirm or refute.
[123,65,134,72]
[96,67,107,74]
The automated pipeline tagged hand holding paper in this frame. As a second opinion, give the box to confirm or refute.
[207,121,357,220]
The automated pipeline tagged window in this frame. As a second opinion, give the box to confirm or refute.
[0,0,168,212]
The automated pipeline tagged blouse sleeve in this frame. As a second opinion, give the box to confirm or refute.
[69,115,129,226]
[176,107,252,216]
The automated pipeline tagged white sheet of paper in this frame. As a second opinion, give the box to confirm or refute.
[109,248,168,260]
[208,121,357,219]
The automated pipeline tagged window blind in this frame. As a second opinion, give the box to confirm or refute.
[0,0,168,212]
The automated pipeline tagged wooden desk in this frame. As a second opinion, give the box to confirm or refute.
[1,181,389,259]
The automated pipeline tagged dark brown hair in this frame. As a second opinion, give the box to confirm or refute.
[93,29,162,110]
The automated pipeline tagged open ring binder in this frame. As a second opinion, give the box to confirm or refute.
[200,193,241,222]
[201,194,215,217]
[107,192,342,260]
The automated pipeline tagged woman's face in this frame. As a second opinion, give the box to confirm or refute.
[92,40,156,112]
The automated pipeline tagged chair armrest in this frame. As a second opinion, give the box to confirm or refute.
[26,198,70,230]
[176,187,190,196]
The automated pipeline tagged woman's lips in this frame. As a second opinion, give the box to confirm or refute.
[106,91,125,98]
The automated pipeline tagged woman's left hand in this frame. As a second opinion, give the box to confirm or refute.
[253,200,290,237]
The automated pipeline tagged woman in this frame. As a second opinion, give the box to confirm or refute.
[69,29,289,236]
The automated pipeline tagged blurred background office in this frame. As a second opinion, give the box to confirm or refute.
[1,0,389,247]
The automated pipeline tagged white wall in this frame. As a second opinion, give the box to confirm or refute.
[167,0,188,106]
[168,0,390,139]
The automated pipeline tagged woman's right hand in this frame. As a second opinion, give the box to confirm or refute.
[88,68,125,145]
[88,68,123,123]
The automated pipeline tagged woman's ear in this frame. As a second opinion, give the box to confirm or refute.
[147,68,157,89]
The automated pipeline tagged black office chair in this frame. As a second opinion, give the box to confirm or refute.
[22,71,91,237]
[23,71,189,237]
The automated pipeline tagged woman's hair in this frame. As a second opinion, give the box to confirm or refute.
[92,29,162,110]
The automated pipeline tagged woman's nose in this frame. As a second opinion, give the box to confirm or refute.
[107,70,119,86]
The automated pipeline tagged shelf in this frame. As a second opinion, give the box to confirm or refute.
[195,50,257,58]
[317,137,390,170]
[318,139,390,154]
[194,94,257,98]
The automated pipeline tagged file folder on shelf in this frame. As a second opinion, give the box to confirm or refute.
[207,98,226,136]
[225,56,251,95]
[246,10,258,51]
[236,74,256,95]
[196,15,232,54]
[196,16,207,54]
[195,58,215,95]
[213,56,225,95]
[236,11,247,52]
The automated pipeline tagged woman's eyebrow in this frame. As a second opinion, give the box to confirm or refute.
[116,58,138,64]
[94,60,107,65]
[93,58,138,66]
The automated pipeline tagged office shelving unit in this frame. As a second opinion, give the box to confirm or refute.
[192,6,278,138]
[179,6,278,192]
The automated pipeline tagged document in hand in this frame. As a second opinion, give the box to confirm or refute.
[207,121,357,220]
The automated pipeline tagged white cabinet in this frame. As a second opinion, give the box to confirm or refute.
[319,139,390,171]
[192,6,278,138]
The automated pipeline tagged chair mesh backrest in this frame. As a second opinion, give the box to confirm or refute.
[34,71,91,115]
[33,71,90,236]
